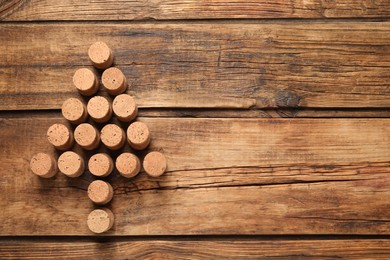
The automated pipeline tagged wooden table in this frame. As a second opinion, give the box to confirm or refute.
[1,1,390,258]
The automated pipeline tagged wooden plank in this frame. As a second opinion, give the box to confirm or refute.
[1,22,390,111]
[1,238,390,259]
[1,116,390,235]
[2,0,390,20]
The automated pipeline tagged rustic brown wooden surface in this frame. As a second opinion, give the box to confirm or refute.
[1,116,390,235]
[1,238,390,259]
[1,0,390,20]
[1,22,390,111]
[1,0,390,258]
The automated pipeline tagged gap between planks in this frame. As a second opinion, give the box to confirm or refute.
[2,108,390,119]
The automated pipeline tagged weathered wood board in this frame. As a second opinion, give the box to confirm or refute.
[1,116,389,235]
[1,22,390,111]
[1,238,390,259]
[2,0,390,20]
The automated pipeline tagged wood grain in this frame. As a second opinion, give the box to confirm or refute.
[1,22,390,111]
[1,0,390,20]
[1,238,390,259]
[1,115,389,235]
[138,108,390,118]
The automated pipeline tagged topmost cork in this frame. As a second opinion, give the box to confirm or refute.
[88,42,114,70]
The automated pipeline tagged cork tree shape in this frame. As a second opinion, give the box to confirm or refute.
[29,42,168,234]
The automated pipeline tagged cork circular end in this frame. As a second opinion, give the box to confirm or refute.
[102,67,127,95]
[143,151,167,177]
[87,180,114,205]
[88,153,114,177]
[73,68,99,96]
[101,124,125,150]
[87,208,114,234]
[88,42,113,70]
[113,94,138,122]
[115,152,141,178]
[62,98,88,124]
[126,122,151,150]
[74,123,100,150]
[58,151,85,178]
[30,153,57,178]
[47,123,74,150]
[87,96,112,123]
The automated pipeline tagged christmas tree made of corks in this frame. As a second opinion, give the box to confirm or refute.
[29,42,167,234]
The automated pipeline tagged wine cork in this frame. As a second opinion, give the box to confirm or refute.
[115,152,141,178]
[87,208,114,234]
[87,96,112,123]
[87,180,114,205]
[113,94,138,122]
[74,123,100,150]
[58,151,85,178]
[47,123,74,150]
[73,68,99,96]
[30,153,57,178]
[102,67,127,95]
[61,98,88,124]
[126,122,151,150]
[88,42,114,70]
[143,151,167,177]
[100,124,126,150]
[88,153,114,177]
